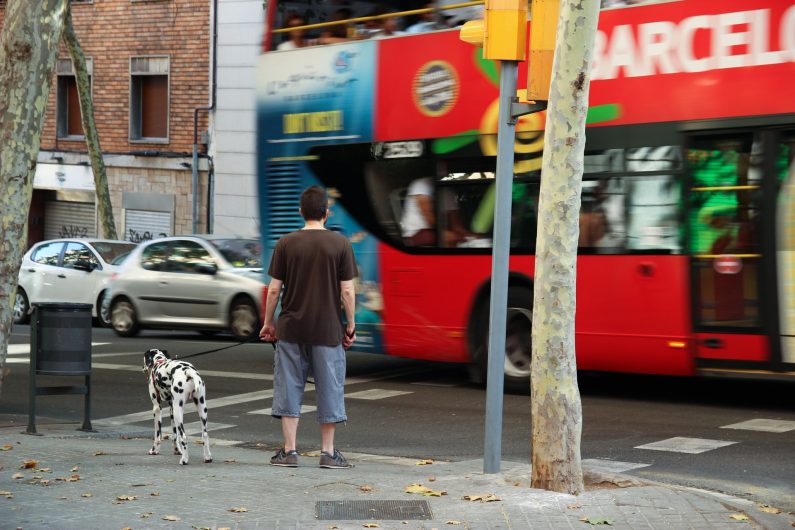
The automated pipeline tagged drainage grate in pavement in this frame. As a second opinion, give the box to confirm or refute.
[315,500,433,520]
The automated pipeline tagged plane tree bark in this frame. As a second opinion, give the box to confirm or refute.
[62,2,117,239]
[0,0,68,397]
[530,0,601,494]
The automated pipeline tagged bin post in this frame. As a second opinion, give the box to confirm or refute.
[26,303,95,434]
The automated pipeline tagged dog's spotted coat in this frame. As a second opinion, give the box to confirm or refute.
[143,348,212,465]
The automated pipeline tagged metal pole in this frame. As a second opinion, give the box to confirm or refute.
[484,60,519,474]
[192,143,199,234]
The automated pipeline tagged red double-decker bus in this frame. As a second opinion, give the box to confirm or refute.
[257,0,795,389]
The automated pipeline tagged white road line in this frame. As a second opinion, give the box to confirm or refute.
[6,342,109,356]
[720,418,795,433]
[249,405,317,416]
[97,390,275,425]
[346,389,412,400]
[635,437,737,454]
[582,458,651,474]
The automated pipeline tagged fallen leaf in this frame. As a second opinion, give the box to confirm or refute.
[428,476,437,482]
[1,444,13,451]
[36,467,52,473]
[568,504,582,510]
[579,517,612,525]
[116,495,137,501]
[228,506,248,513]
[224,459,237,464]
[39,479,51,486]
[93,451,107,456]
[122,528,132,530]
[67,475,81,482]
[131,483,153,487]
[81,493,93,498]
[359,485,374,492]
[300,451,321,457]
[163,515,181,521]
[415,459,434,466]
[406,483,433,495]
[71,466,79,472]
[33,475,43,480]
[363,525,379,529]
[140,512,153,518]
[1,490,13,498]
[446,521,462,525]
[329,526,340,529]
[20,460,38,469]
[758,504,782,514]
[730,513,749,521]
[463,494,501,502]
[218,528,231,530]
[59,496,68,500]
[150,492,160,496]
[191,526,212,530]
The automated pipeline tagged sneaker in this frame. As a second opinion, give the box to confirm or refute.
[319,449,353,469]
[270,448,298,467]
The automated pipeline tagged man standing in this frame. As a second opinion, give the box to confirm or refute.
[260,186,357,469]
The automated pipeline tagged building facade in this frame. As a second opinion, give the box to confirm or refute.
[1,0,213,246]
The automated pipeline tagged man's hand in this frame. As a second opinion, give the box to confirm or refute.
[259,322,277,344]
[343,323,356,350]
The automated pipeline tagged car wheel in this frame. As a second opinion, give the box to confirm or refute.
[111,297,140,337]
[229,297,259,340]
[13,288,30,325]
[97,291,111,327]
[469,285,533,394]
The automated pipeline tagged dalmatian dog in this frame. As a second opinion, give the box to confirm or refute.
[143,349,212,465]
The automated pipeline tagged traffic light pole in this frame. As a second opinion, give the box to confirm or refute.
[484,59,520,474]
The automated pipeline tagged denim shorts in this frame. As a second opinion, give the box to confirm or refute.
[271,341,347,424]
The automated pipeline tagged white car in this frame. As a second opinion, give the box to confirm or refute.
[15,238,137,325]
[106,236,265,340]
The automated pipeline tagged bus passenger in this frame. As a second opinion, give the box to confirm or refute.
[406,3,446,33]
[401,178,473,247]
[277,14,311,50]
[318,8,354,44]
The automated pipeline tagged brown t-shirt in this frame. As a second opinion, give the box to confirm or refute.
[268,229,357,346]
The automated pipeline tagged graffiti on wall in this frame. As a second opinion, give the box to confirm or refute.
[128,229,169,243]
[58,225,90,238]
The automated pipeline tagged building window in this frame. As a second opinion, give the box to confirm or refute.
[130,56,169,142]
[56,57,92,139]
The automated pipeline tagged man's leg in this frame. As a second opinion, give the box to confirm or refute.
[282,416,299,452]
[320,422,335,454]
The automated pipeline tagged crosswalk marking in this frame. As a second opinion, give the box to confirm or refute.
[249,405,317,415]
[582,458,650,473]
[97,390,275,425]
[721,418,795,433]
[6,342,110,356]
[346,389,412,400]
[635,437,737,454]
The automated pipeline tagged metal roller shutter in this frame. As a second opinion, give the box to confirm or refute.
[44,201,96,240]
[124,209,172,243]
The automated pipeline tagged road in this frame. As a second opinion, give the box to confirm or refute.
[2,325,795,513]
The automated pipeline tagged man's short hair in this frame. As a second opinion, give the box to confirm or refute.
[300,185,328,221]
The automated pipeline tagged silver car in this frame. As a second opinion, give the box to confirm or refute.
[15,238,137,325]
[107,236,264,340]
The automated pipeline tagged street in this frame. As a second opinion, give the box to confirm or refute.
[2,325,795,514]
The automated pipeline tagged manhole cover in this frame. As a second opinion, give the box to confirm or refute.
[315,500,433,520]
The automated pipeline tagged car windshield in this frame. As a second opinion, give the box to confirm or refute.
[92,242,137,264]
[209,239,263,268]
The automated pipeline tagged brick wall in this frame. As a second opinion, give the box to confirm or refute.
[1,0,211,155]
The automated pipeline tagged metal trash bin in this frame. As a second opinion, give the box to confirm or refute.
[27,303,94,434]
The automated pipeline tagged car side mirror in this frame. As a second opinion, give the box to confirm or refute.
[196,262,218,275]
[74,259,94,272]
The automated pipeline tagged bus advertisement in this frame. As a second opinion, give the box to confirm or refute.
[257,0,795,389]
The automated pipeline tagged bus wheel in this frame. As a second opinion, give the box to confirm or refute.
[470,285,533,394]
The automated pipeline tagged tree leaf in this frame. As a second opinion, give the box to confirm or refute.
[405,483,433,495]
[20,460,38,469]
[71,466,79,472]
[163,515,181,521]
[730,513,749,521]
[580,517,612,525]
[415,459,434,466]
[463,494,501,502]
[446,521,462,525]
[359,485,374,492]
[81,493,92,498]
[363,525,379,528]
[228,506,248,513]
[758,504,782,514]
[93,451,107,456]
[116,495,137,501]
[1,444,13,451]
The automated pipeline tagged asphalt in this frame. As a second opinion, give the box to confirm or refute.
[1,415,793,530]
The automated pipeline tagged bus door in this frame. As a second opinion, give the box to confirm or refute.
[775,129,795,371]
[687,130,781,371]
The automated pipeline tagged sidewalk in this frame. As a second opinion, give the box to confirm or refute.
[1,416,792,529]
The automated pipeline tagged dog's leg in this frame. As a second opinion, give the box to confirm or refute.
[148,403,162,455]
[195,382,212,463]
[169,406,179,455]
[172,395,189,465]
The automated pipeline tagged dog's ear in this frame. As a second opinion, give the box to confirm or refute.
[144,349,158,368]
[161,349,170,359]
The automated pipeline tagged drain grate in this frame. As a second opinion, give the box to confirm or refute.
[315,500,433,520]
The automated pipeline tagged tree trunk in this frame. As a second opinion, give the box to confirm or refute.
[62,3,117,240]
[530,0,601,494]
[0,0,68,398]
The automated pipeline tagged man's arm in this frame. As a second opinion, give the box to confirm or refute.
[259,278,283,342]
[340,279,356,348]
